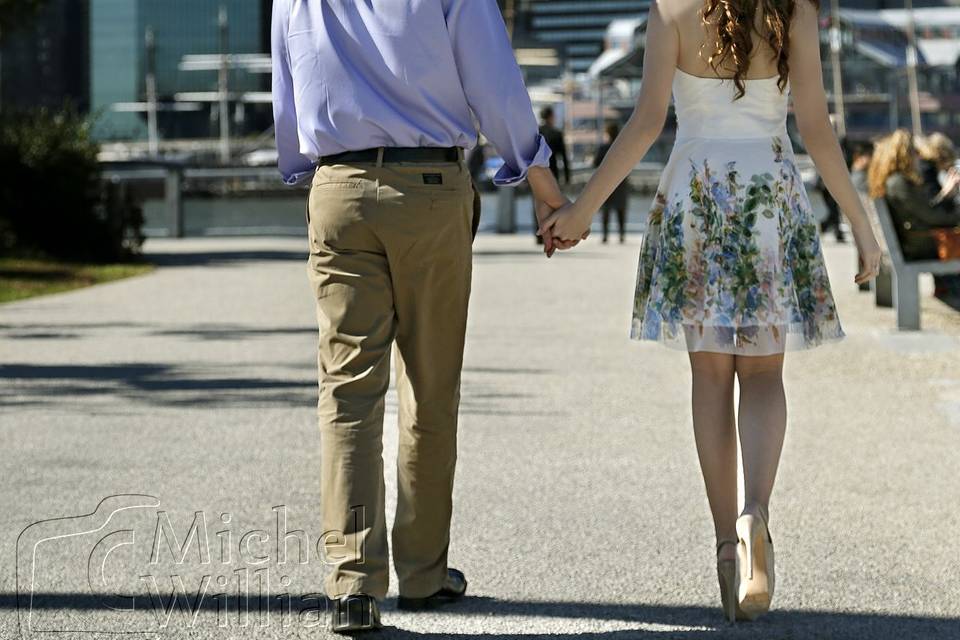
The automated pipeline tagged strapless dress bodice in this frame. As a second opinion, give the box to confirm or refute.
[672,68,789,141]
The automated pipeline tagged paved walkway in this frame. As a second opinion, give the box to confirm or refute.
[2,233,958,639]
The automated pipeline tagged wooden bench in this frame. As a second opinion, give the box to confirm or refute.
[873,198,960,330]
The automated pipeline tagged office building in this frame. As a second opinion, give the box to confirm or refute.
[0,0,90,111]
[90,0,265,142]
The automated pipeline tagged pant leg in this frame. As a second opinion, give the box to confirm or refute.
[602,206,611,240]
[307,166,396,601]
[617,206,627,240]
[376,162,474,598]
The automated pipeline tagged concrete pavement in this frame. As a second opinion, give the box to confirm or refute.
[2,232,959,639]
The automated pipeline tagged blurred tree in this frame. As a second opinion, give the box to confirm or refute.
[0,107,144,262]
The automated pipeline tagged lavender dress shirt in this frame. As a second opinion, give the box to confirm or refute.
[271,0,552,186]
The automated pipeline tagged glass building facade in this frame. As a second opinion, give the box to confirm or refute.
[91,0,265,141]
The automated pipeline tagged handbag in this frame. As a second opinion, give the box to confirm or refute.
[931,227,960,261]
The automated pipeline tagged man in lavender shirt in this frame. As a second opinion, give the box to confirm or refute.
[272,0,570,632]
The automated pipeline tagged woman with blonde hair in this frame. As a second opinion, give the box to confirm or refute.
[540,0,882,623]
[869,129,959,262]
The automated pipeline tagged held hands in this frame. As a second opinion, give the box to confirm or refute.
[534,197,591,257]
[528,166,589,257]
[537,201,594,254]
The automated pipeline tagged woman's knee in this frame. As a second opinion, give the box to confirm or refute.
[689,352,736,382]
[734,354,784,382]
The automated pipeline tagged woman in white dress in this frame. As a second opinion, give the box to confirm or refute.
[540,0,882,623]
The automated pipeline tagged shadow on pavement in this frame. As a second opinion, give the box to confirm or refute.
[146,250,306,267]
[146,248,609,266]
[472,249,608,261]
[0,363,547,415]
[3,592,955,639]
[1,322,316,342]
[150,325,317,340]
[0,362,314,408]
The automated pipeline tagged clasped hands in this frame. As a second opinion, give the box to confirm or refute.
[528,166,593,258]
[535,198,592,257]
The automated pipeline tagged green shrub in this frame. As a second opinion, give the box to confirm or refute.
[0,108,144,262]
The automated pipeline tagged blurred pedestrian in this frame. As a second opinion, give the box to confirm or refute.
[817,137,847,242]
[539,106,570,185]
[534,106,571,243]
[594,122,630,244]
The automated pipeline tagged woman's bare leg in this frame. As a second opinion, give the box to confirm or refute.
[688,352,738,560]
[735,354,787,521]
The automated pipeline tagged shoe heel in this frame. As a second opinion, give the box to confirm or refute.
[735,513,773,620]
[736,515,755,581]
[717,560,737,623]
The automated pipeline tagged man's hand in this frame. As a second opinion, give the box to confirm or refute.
[528,166,576,257]
[535,197,572,257]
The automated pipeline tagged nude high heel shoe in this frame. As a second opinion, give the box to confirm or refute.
[717,539,749,623]
[735,508,775,620]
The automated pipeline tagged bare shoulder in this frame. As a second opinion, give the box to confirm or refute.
[788,0,823,68]
[791,0,820,32]
[651,0,702,25]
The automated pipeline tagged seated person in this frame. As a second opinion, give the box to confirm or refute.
[868,129,959,262]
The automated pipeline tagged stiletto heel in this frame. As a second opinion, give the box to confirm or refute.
[735,508,775,620]
[717,539,750,623]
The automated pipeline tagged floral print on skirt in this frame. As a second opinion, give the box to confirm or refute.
[631,136,845,355]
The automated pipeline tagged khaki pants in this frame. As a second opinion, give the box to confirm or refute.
[307,158,474,600]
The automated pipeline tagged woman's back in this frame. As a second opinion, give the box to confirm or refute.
[627,0,845,355]
[539,0,881,317]
[666,0,784,81]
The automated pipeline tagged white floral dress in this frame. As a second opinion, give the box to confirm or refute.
[631,69,844,356]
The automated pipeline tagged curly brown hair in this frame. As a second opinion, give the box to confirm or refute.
[868,129,921,199]
[701,0,820,100]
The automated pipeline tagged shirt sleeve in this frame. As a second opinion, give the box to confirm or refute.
[444,0,551,187]
[272,0,314,186]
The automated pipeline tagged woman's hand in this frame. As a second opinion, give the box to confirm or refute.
[537,201,594,247]
[851,221,882,285]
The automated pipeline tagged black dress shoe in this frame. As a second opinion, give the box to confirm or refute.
[396,568,468,611]
[329,594,382,634]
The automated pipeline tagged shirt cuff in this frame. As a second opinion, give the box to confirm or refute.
[492,134,553,187]
[281,167,316,187]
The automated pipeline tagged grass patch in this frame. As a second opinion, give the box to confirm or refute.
[0,258,154,304]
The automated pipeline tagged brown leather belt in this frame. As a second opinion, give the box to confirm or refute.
[319,147,460,165]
